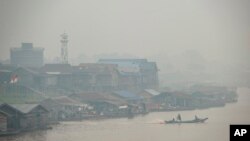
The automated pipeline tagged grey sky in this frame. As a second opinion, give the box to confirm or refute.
[0,0,249,68]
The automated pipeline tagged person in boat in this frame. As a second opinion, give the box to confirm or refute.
[195,115,199,121]
[177,114,182,121]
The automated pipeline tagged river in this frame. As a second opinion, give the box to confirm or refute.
[1,87,250,141]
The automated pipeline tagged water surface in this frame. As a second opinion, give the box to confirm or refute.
[1,87,250,141]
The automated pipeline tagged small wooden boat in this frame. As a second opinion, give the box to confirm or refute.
[165,117,208,124]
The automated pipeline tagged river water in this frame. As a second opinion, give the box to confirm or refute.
[1,87,250,141]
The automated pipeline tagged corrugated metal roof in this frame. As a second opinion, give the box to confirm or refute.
[0,110,10,116]
[40,64,73,74]
[113,91,142,100]
[74,63,118,74]
[40,98,60,111]
[53,96,83,106]
[0,64,18,72]
[9,104,39,114]
[144,89,160,96]
[69,92,127,105]
[14,67,39,75]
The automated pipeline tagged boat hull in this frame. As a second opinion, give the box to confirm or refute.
[165,118,208,124]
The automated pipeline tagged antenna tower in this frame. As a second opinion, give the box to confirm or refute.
[61,32,68,64]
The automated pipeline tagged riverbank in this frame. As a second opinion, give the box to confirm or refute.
[1,88,249,141]
[0,86,239,137]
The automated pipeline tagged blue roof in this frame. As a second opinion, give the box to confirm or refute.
[114,91,142,100]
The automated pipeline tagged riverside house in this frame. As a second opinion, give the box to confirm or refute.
[0,103,49,131]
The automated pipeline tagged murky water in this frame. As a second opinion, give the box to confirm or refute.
[1,87,250,141]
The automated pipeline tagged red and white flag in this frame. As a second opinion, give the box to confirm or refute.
[10,74,18,84]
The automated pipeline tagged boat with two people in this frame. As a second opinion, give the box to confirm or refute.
[165,114,208,124]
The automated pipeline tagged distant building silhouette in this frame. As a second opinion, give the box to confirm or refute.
[98,59,159,90]
[10,43,44,68]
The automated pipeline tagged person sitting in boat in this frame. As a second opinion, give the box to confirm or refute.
[195,115,199,121]
[177,114,182,121]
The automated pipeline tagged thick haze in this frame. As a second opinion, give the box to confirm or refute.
[0,0,250,86]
